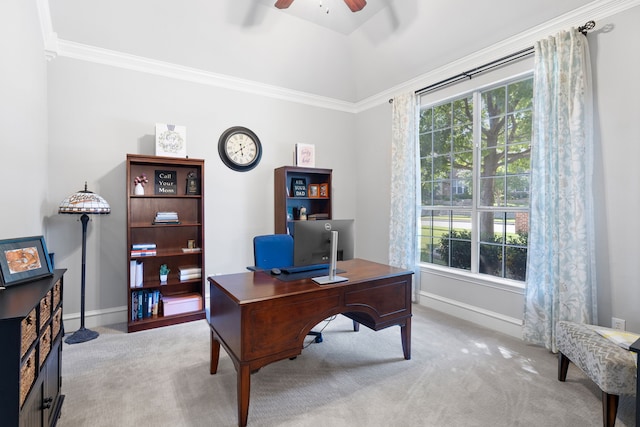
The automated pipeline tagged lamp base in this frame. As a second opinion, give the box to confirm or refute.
[64,327,99,344]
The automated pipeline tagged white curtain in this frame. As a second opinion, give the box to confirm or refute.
[523,28,596,352]
[389,92,419,302]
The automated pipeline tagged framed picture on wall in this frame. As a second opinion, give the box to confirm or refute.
[295,143,315,168]
[0,236,53,286]
[155,123,187,158]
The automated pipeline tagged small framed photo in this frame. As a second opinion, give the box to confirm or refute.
[0,236,53,286]
[156,123,187,158]
[308,184,319,198]
[319,183,329,198]
[295,143,315,168]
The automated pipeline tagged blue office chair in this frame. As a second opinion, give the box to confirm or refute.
[253,234,294,270]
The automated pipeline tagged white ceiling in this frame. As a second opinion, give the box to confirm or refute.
[255,0,390,34]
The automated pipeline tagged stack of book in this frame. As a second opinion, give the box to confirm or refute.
[179,265,202,281]
[131,243,156,257]
[131,289,161,320]
[153,211,180,224]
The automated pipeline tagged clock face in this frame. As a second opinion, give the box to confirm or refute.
[218,126,262,171]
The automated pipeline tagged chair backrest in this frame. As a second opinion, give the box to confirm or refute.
[253,234,294,269]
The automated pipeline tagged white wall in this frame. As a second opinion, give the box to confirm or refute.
[0,0,49,238]
[45,57,357,326]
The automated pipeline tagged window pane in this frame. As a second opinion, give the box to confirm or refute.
[482,86,506,117]
[453,124,473,153]
[419,108,433,133]
[479,176,505,207]
[507,111,532,144]
[506,175,529,207]
[480,242,503,277]
[453,96,473,126]
[419,133,432,157]
[434,211,471,271]
[433,104,451,130]
[433,129,451,155]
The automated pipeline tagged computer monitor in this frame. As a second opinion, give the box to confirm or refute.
[293,219,355,266]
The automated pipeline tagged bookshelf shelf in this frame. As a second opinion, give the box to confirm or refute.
[126,154,205,332]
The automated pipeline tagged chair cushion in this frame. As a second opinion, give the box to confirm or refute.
[556,321,637,395]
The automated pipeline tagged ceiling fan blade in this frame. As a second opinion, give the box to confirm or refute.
[274,0,295,9]
[344,0,367,12]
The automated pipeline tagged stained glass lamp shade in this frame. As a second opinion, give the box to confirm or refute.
[58,182,111,344]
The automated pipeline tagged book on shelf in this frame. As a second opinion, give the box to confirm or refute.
[132,243,156,250]
[153,211,180,224]
[178,265,201,274]
[131,260,144,288]
[179,273,202,281]
[308,213,329,220]
[131,249,157,257]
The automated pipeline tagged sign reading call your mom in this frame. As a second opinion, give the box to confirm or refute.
[154,170,177,195]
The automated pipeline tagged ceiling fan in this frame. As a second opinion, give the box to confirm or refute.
[274,0,367,13]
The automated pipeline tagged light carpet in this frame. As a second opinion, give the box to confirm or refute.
[57,304,635,426]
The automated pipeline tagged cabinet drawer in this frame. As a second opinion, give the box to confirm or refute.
[52,307,62,340]
[40,290,52,328]
[20,308,37,358]
[39,325,51,368]
[20,351,36,408]
[53,279,61,308]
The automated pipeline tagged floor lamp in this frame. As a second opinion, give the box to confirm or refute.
[58,182,111,344]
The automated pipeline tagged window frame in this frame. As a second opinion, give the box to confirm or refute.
[417,69,533,287]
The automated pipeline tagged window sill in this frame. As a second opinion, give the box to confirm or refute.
[419,263,525,294]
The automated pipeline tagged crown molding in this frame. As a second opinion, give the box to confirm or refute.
[38,0,639,114]
[54,39,358,113]
[354,0,640,112]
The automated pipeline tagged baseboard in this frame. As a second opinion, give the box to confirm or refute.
[62,306,128,332]
[418,291,523,339]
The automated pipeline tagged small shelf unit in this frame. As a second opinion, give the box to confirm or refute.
[274,166,333,234]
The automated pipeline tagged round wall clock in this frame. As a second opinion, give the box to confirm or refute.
[218,126,262,172]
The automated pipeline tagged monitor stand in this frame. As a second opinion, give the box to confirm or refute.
[312,231,348,285]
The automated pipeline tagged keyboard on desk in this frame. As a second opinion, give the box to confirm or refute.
[280,264,329,274]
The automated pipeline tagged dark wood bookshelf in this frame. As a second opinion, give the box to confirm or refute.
[274,166,332,234]
[126,154,205,332]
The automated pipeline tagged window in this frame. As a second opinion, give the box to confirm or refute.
[419,76,533,281]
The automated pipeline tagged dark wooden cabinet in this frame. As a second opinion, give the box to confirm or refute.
[274,166,333,234]
[126,154,206,332]
[0,270,65,427]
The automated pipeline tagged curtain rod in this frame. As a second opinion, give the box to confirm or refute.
[388,20,595,103]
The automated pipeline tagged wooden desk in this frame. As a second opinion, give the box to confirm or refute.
[208,258,413,427]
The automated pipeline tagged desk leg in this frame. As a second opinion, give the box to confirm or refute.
[210,330,220,375]
[401,318,411,360]
[238,364,251,427]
